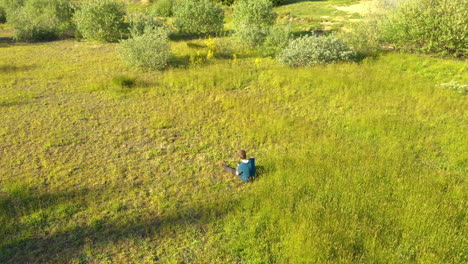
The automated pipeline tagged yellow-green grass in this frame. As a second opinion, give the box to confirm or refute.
[276,0,362,32]
[0,30,467,263]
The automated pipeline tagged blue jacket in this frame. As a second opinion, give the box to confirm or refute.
[238,158,256,182]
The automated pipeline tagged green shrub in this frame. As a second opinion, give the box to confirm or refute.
[262,26,291,57]
[0,6,5,23]
[173,0,224,35]
[73,0,128,42]
[232,0,277,46]
[6,0,73,42]
[381,0,467,57]
[235,26,270,47]
[278,35,356,67]
[153,0,173,17]
[341,17,385,56]
[118,27,171,71]
[128,11,163,37]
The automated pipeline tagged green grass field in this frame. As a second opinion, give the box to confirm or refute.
[1,0,467,263]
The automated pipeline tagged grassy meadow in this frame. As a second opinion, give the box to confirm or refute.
[1,0,467,263]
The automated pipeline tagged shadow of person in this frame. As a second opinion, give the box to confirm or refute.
[250,165,266,182]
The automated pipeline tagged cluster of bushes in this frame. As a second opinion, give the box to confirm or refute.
[7,0,463,71]
[1,0,74,41]
[229,0,355,66]
[345,0,466,58]
[382,0,466,57]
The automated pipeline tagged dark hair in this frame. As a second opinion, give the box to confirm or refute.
[238,150,247,159]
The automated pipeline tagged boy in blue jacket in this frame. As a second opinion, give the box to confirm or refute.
[219,150,256,182]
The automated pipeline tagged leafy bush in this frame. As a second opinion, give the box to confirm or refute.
[128,11,163,37]
[341,17,385,56]
[233,0,277,29]
[278,35,356,67]
[262,26,291,56]
[118,27,171,70]
[153,0,173,17]
[345,0,467,57]
[0,6,5,23]
[381,0,467,57]
[73,0,128,42]
[234,26,270,47]
[173,0,224,35]
[6,0,73,42]
[232,0,277,46]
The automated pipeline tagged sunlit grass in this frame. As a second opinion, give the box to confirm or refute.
[0,35,466,263]
[0,0,467,261]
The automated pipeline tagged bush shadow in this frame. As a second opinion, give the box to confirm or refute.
[0,64,36,73]
[0,101,30,108]
[0,37,14,48]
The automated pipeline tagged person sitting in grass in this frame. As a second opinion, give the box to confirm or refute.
[219,150,256,182]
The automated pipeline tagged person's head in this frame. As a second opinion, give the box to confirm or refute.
[238,150,247,160]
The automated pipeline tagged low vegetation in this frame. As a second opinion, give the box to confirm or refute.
[118,27,171,71]
[261,25,291,57]
[278,35,356,67]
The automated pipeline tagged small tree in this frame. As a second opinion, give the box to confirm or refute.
[173,0,224,35]
[232,0,277,46]
[118,27,171,71]
[73,0,128,42]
